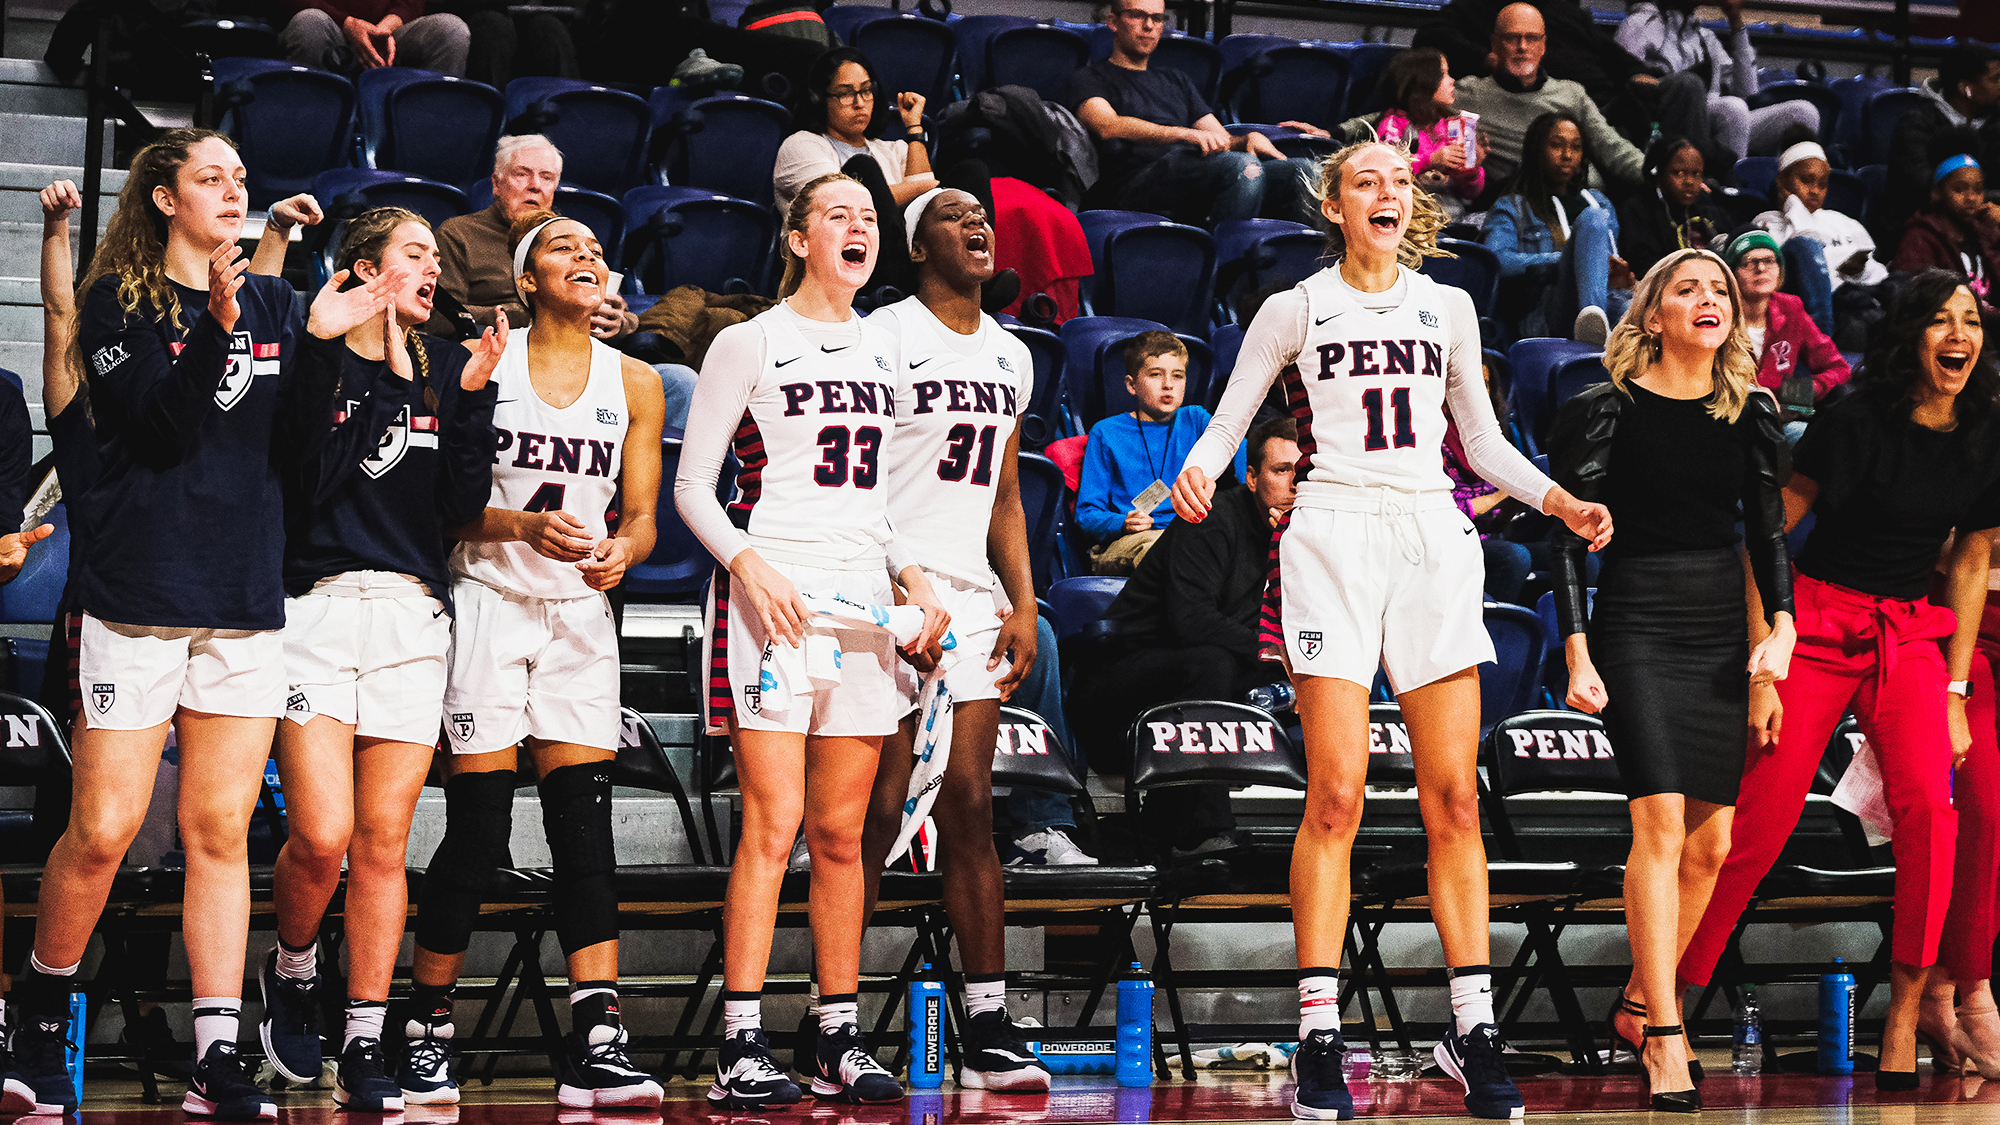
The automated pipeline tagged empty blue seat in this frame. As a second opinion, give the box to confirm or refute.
[626,432,733,601]
[358,69,504,186]
[1003,324,1065,449]
[623,185,777,297]
[1830,75,1896,152]
[1218,33,1300,77]
[1864,88,1928,166]
[1222,45,1349,131]
[854,14,958,109]
[1507,337,1600,445]
[1551,354,1610,414]
[1209,322,1245,396]
[1480,601,1548,731]
[953,14,1039,94]
[1333,41,1401,120]
[1016,451,1066,593]
[1826,169,1867,219]
[503,78,651,196]
[1078,210,1217,335]
[1046,576,1127,643]
[658,94,791,212]
[1733,156,1779,202]
[1420,238,1502,320]
[213,58,355,209]
[821,4,900,44]
[551,186,626,267]
[988,25,1090,102]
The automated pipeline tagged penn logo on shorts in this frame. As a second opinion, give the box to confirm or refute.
[743,684,763,714]
[286,692,311,715]
[451,712,476,742]
[91,683,115,715]
[1298,631,1324,659]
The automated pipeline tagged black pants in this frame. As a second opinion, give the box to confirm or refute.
[1603,72,1721,175]
[459,9,579,89]
[1075,644,1267,849]
[840,155,994,302]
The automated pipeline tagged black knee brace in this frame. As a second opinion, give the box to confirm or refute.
[413,769,516,956]
[538,762,619,956]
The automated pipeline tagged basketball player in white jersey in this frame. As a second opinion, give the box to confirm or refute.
[678,172,950,1110]
[395,210,666,1110]
[855,188,1051,1092]
[1172,142,1614,1122]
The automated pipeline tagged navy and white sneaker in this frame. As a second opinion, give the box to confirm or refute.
[334,1038,404,1112]
[959,1009,1052,1092]
[811,1023,904,1103]
[555,1022,663,1109]
[8,1007,77,1116]
[1434,1023,1525,1120]
[708,1028,803,1110]
[183,1041,277,1120]
[395,1019,459,1105]
[1289,1028,1354,1121]
[257,949,324,1083]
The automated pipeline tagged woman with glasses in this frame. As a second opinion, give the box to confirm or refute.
[1723,231,1849,444]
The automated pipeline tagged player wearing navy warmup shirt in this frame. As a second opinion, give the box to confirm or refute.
[1174,142,1613,1122]
[254,208,505,1112]
[2,130,401,1120]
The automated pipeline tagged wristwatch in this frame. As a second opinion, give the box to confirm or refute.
[1949,679,1974,699]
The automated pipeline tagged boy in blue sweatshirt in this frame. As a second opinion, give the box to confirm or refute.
[1078,331,1244,575]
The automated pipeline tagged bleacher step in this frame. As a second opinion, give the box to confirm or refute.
[0,82,86,116]
[0,112,114,168]
[0,58,62,86]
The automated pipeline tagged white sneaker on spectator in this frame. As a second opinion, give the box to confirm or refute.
[1573,305,1610,346]
[1005,828,1098,866]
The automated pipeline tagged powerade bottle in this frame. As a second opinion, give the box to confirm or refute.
[1818,958,1856,1075]
[1117,962,1155,1087]
[909,963,945,1088]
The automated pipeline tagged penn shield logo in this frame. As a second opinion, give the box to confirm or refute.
[1298,631,1323,660]
[743,683,762,714]
[358,404,440,479]
[215,332,279,412]
[451,712,476,743]
[876,355,892,371]
[92,683,115,715]
[286,692,311,715]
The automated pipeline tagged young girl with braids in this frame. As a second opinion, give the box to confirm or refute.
[1171,141,1613,1122]
[254,208,504,1112]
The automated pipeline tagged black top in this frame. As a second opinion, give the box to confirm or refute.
[0,377,29,534]
[1549,381,1792,636]
[1603,382,1749,558]
[1793,391,2000,600]
[282,333,499,616]
[1064,58,1211,188]
[75,272,328,630]
[47,389,101,595]
[1615,188,1730,278]
[1099,483,1270,658]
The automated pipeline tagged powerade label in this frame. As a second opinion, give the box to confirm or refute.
[923,995,941,1075]
[1032,1040,1117,1055]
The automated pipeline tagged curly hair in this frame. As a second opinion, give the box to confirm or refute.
[1602,248,1757,423]
[1859,268,1998,424]
[1309,140,1452,270]
[76,128,238,332]
[777,172,868,298]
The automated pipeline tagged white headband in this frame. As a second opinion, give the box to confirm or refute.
[511,216,566,303]
[903,187,947,255]
[1777,141,1827,175]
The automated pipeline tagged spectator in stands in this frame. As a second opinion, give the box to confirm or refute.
[1881,45,2000,255]
[1894,154,2000,323]
[430,1,580,89]
[1617,135,1729,279]
[1415,0,1655,116]
[1450,4,1647,194]
[1724,231,1851,444]
[1753,141,1887,336]
[1484,113,1635,344]
[1073,418,1299,857]
[1067,0,1319,226]
[1076,331,1244,575]
[280,1,471,76]
[0,384,43,589]
[1617,0,1819,165]
[430,135,697,425]
[1336,48,1488,221]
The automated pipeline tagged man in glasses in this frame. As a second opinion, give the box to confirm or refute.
[1065,0,1319,227]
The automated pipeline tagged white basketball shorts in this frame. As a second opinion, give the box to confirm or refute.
[705,559,904,738]
[895,568,1010,711]
[77,614,285,730]
[443,579,620,754]
[281,571,451,744]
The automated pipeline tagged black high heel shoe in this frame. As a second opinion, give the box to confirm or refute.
[1642,1025,1701,1113]
[1606,992,1646,1065]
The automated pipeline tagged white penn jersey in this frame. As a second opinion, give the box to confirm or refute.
[876,298,1029,587]
[450,327,628,600]
[1188,263,1554,508]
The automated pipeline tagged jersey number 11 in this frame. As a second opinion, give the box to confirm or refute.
[1361,387,1417,451]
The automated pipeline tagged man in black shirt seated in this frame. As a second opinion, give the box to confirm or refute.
[1073,418,1299,857]
[1065,0,1319,226]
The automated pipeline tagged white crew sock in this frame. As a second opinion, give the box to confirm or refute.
[816,994,859,1033]
[345,1000,387,1050]
[192,998,240,1060]
[274,938,317,981]
[1448,966,1496,1036]
[1298,969,1341,1037]
[723,993,762,1036]
[964,976,1007,1019]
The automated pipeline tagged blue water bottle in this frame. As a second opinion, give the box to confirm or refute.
[1116,962,1155,1087]
[1818,958,1856,1075]
[908,964,946,1088]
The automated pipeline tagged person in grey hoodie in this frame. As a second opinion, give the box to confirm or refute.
[1616,0,1819,164]
[1880,45,2000,257]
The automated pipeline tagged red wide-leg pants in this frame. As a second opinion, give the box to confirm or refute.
[1940,604,2000,982]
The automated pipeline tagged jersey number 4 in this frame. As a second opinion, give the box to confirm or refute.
[1361,387,1417,451]
[524,483,566,512]
[815,425,882,488]
[937,423,998,485]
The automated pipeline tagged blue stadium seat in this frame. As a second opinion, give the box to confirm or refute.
[551,186,626,267]
[622,185,778,298]
[358,69,504,186]
[1217,33,1300,77]
[1016,451,1065,593]
[1152,34,1225,106]
[1421,239,1501,321]
[307,170,470,286]
[213,58,356,209]
[657,94,791,212]
[1002,324,1065,449]
[821,4,900,44]
[626,431,732,600]
[1864,88,1928,166]
[1551,354,1610,414]
[1854,164,1889,228]
[503,78,651,196]
[1480,601,1548,732]
[1333,41,1401,120]
[1826,169,1867,219]
[987,25,1091,102]
[1045,576,1127,643]
[1748,82,1842,151]
[1508,337,1600,444]
[854,14,959,109]
[1209,322,1244,399]
[1099,223,1217,337]
[952,14,1038,94]
[1059,316,1214,431]
[1222,45,1349,131]
[1733,156,1779,202]
[1830,75,1896,153]
[0,504,68,628]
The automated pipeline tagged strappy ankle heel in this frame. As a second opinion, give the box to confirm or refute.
[1606,992,1645,1065]
[1642,1025,1700,1113]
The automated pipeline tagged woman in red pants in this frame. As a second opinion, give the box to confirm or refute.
[1678,269,2000,1089]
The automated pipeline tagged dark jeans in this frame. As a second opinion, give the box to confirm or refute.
[1075,643,1264,849]
[1603,71,1718,173]
[1001,616,1079,832]
[1781,236,1838,337]
[1113,149,1318,228]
